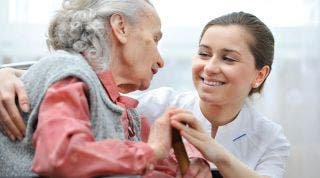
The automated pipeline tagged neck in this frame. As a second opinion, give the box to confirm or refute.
[108,43,137,94]
[109,64,137,94]
[199,99,245,127]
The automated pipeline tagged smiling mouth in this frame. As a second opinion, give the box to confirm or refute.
[201,77,225,86]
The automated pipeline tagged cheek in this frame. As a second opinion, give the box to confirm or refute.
[228,67,255,89]
[191,63,199,79]
[191,59,202,74]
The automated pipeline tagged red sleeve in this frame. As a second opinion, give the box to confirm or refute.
[31,77,157,178]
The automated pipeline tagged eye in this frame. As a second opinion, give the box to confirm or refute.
[198,51,211,57]
[223,56,236,62]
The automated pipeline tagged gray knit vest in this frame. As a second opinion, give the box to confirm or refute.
[0,50,142,176]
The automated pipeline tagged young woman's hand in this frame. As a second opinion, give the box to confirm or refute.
[0,68,28,140]
[170,109,225,164]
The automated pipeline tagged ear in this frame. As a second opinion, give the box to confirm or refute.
[109,13,128,44]
[252,65,270,88]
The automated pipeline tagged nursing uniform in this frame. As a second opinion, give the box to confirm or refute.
[133,87,290,178]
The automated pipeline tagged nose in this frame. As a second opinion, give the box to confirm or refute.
[157,55,165,68]
[204,56,221,74]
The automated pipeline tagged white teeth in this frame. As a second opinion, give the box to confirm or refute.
[203,80,224,86]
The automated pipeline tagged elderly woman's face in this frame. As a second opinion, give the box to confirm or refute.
[113,7,164,93]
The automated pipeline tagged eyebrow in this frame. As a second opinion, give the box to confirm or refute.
[199,44,211,50]
[222,48,241,56]
[199,45,241,56]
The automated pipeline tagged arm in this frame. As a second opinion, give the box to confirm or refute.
[0,67,28,140]
[32,77,171,177]
[254,128,290,178]
[171,109,270,178]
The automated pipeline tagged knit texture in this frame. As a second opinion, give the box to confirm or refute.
[0,50,141,176]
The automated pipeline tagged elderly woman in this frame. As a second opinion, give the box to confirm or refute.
[0,0,210,177]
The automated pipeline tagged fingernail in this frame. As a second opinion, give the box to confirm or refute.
[18,136,23,141]
[10,135,16,141]
[22,104,30,112]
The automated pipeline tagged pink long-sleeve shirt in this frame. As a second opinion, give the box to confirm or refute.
[31,71,179,178]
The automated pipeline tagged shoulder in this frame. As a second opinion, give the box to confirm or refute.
[244,103,289,150]
[133,87,197,108]
[21,50,103,109]
[131,87,198,122]
[22,50,96,85]
[242,103,290,177]
[30,50,91,73]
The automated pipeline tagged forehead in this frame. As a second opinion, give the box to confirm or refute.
[136,4,161,32]
[201,25,253,52]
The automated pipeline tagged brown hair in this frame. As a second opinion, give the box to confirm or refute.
[200,12,274,95]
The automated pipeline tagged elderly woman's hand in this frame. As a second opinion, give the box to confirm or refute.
[0,67,28,140]
[147,108,174,162]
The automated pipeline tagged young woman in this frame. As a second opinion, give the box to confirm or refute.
[135,12,290,178]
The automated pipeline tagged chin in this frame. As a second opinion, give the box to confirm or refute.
[197,89,218,103]
[139,82,151,91]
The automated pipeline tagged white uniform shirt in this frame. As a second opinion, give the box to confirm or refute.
[131,87,290,178]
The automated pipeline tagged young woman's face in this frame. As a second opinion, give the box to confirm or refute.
[192,25,261,106]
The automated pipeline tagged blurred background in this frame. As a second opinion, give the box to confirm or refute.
[0,0,319,177]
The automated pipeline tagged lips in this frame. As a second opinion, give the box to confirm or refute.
[204,80,224,86]
[201,76,225,86]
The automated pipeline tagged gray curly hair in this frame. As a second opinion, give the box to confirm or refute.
[47,0,152,71]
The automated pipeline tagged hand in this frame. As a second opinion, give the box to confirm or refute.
[182,158,211,178]
[0,67,28,140]
[147,108,174,161]
[170,110,225,164]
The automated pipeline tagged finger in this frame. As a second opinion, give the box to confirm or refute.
[180,130,208,153]
[4,96,26,136]
[171,120,208,144]
[168,107,191,116]
[0,123,7,136]
[15,80,30,112]
[171,113,205,132]
[0,94,23,139]
[173,124,207,149]
[0,119,16,141]
[0,107,20,140]
[0,96,16,140]
[13,69,26,77]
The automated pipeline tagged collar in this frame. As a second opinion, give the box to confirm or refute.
[97,71,138,109]
[215,102,250,143]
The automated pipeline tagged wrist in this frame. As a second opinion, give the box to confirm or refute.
[211,141,232,166]
[215,152,231,168]
[148,143,162,161]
